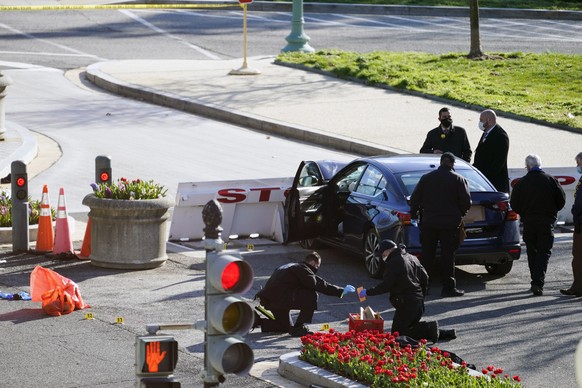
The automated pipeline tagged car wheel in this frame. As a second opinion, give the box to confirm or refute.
[299,239,321,249]
[364,229,383,278]
[485,261,514,276]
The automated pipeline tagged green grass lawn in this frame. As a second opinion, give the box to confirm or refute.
[277,51,582,129]
[297,0,582,11]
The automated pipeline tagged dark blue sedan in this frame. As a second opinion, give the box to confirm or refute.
[284,154,521,278]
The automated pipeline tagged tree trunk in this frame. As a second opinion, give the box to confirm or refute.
[468,0,484,58]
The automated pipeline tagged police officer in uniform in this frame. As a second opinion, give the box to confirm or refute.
[359,240,456,342]
[254,252,355,337]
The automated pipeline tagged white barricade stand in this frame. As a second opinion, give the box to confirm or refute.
[169,178,293,243]
[509,167,579,224]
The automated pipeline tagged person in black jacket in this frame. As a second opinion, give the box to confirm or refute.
[254,252,355,337]
[358,240,456,342]
[410,152,471,297]
[473,109,510,192]
[419,107,472,162]
[510,154,566,296]
[561,152,582,297]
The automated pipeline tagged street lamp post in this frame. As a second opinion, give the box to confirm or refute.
[282,0,314,53]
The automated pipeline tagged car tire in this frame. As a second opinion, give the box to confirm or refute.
[364,229,383,278]
[299,239,321,249]
[485,261,514,276]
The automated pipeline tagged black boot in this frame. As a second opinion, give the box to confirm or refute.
[289,324,313,337]
[438,328,457,341]
[407,320,439,343]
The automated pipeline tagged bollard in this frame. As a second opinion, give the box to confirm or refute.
[0,71,14,141]
[11,161,29,252]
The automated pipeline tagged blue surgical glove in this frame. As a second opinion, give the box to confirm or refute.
[359,288,367,298]
[341,284,356,298]
[411,219,418,227]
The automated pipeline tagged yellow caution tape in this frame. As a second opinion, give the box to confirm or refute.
[0,3,242,11]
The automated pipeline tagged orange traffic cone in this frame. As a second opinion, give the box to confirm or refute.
[76,218,91,260]
[53,187,74,255]
[35,185,54,253]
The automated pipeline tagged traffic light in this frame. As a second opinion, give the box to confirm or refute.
[95,155,112,185]
[13,173,27,201]
[205,250,254,383]
[135,335,180,388]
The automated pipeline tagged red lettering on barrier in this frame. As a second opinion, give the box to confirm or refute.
[555,176,576,186]
[217,188,246,204]
[250,187,279,202]
[216,187,290,204]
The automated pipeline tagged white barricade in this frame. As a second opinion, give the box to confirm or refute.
[509,167,579,224]
[169,178,293,243]
[170,168,579,243]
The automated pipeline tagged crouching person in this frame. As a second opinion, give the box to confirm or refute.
[254,251,355,337]
[359,240,456,342]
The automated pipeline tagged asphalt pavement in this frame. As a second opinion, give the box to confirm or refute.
[1,3,582,388]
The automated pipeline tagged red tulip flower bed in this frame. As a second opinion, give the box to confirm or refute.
[300,329,521,387]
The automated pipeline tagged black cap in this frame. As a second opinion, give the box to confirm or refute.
[378,239,397,253]
[441,152,455,164]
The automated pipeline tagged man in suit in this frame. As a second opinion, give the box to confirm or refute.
[510,154,565,296]
[473,109,510,192]
[420,107,472,162]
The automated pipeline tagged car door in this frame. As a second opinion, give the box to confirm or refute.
[284,161,332,243]
[342,164,385,247]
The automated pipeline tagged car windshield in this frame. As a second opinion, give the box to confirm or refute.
[396,168,494,196]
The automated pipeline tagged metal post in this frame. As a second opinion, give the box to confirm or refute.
[0,72,13,141]
[229,4,261,75]
[281,0,314,53]
[11,161,29,252]
[202,199,224,387]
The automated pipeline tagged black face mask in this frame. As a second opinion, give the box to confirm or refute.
[440,118,453,128]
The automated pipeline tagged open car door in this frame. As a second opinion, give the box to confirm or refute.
[284,160,346,244]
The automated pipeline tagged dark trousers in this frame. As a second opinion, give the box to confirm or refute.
[260,288,317,333]
[390,296,424,335]
[523,219,555,288]
[568,227,582,291]
[420,225,459,290]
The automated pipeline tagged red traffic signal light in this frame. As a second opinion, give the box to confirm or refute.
[13,173,28,201]
[221,262,241,291]
[99,171,110,183]
[208,252,253,294]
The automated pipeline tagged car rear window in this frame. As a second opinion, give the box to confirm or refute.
[396,168,495,195]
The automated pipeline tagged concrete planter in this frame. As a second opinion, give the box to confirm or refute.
[82,194,175,269]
